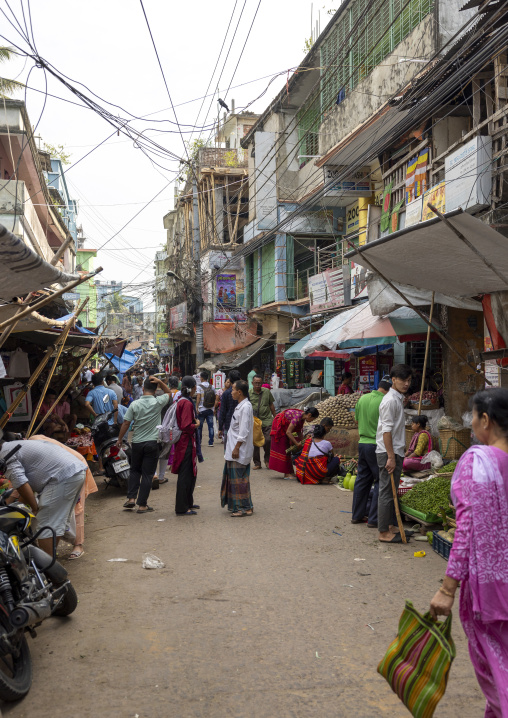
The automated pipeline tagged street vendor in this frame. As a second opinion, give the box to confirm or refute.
[403,415,432,472]
[40,389,77,442]
[268,406,319,479]
[295,418,341,484]
[337,372,353,395]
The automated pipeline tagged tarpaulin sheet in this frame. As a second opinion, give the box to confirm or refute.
[0,223,80,301]
[284,334,314,359]
[204,337,274,370]
[345,210,508,296]
[203,320,259,354]
[104,350,138,374]
[0,304,68,332]
[366,274,482,316]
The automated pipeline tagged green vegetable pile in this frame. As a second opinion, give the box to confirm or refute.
[401,476,451,515]
[435,461,458,474]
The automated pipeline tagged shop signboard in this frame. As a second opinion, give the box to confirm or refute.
[214,274,247,322]
[62,292,80,301]
[485,359,500,387]
[345,201,359,236]
[156,332,168,346]
[445,136,492,214]
[169,302,188,330]
[422,182,446,222]
[405,196,423,228]
[308,267,344,312]
[323,166,372,196]
[358,355,377,387]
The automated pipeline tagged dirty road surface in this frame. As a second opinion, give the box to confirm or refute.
[5,443,485,717]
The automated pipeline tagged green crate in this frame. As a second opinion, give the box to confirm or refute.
[399,503,441,524]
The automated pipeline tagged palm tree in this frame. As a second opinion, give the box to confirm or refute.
[0,47,24,99]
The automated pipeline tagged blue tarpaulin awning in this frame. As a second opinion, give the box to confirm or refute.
[284,334,314,360]
[105,350,138,374]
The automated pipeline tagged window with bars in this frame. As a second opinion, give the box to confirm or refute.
[297,0,434,161]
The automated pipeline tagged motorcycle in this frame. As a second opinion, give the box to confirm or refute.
[90,412,131,489]
[0,445,79,701]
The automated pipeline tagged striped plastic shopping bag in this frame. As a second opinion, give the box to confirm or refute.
[377,600,456,718]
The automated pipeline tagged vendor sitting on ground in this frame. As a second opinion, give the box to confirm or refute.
[403,414,433,472]
[337,372,353,395]
[40,389,77,443]
[295,418,341,484]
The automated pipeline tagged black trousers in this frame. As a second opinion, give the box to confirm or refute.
[175,440,196,514]
[127,440,159,507]
[253,426,272,466]
[352,443,380,524]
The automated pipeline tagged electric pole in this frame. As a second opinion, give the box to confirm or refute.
[192,166,204,367]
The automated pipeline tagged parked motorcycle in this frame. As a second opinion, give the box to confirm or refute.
[90,412,131,489]
[0,445,78,700]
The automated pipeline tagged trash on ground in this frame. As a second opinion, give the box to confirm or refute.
[354,558,366,561]
[142,553,165,569]
[332,530,342,536]
[414,550,426,558]
[157,519,166,522]
[107,558,128,562]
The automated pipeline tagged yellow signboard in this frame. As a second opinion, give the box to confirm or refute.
[422,181,446,223]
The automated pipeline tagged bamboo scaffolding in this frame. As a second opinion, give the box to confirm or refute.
[30,328,107,437]
[25,297,88,438]
[225,177,234,243]
[232,178,246,245]
[417,292,435,415]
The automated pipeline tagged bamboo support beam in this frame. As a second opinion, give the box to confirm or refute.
[210,173,217,243]
[232,179,246,245]
[225,177,233,243]
[30,328,106,437]
[25,297,88,438]
[417,292,435,415]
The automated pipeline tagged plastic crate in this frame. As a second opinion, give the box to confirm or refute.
[432,530,452,560]
[397,486,413,497]
[399,503,441,524]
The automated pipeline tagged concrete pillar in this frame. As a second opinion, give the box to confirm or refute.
[275,233,287,303]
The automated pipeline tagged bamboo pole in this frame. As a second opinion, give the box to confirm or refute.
[0,268,103,332]
[210,173,217,243]
[417,292,435,415]
[390,473,407,543]
[232,178,245,245]
[225,177,233,243]
[30,328,106,437]
[25,297,88,438]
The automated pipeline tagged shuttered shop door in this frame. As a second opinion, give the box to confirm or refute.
[261,241,275,305]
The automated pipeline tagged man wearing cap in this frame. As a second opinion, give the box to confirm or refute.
[351,377,391,527]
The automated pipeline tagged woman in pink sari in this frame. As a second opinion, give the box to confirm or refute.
[430,388,508,718]
[403,415,432,471]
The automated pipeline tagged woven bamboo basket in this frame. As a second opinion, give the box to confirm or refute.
[405,426,414,448]
[439,428,471,460]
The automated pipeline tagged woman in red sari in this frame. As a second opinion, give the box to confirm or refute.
[172,376,200,516]
[269,406,319,479]
[295,419,341,484]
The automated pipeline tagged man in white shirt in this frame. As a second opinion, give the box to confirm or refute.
[83,367,93,383]
[196,370,216,448]
[376,364,413,544]
[221,380,254,517]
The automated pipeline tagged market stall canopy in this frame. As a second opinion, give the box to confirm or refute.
[284,334,314,360]
[301,303,437,354]
[203,336,274,370]
[366,274,483,316]
[345,210,508,297]
[0,304,69,332]
[308,344,393,359]
[57,314,96,335]
[11,329,96,348]
[203,320,259,354]
[0,223,79,301]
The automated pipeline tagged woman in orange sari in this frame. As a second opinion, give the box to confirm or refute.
[295,420,341,484]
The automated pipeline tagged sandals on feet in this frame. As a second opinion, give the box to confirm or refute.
[69,547,84,560]
[123,501,136,509]
[137,506,154,514]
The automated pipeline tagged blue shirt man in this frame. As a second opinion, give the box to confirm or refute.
[85,375,118,425]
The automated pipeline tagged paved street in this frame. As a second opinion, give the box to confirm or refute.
[6,443,485,718]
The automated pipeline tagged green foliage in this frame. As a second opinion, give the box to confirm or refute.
[104,291,127,313]
[0,46,24,98]
[43,142,72,165]
[224,150,239,168]
[303,37,314,54]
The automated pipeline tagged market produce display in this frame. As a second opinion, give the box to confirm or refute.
[401,476,451,516]
[435,461,458,474]
[308,393,361,428]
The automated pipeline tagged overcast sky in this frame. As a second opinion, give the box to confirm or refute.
[2,0,336,309]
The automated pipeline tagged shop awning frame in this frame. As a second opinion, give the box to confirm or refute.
[202,336,275,370]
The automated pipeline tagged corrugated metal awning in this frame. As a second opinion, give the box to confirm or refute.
[203,336,275,370]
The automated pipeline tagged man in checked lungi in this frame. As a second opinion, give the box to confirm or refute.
[221,380,254,517]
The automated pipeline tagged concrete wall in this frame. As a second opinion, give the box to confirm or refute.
[442,307,484,420]
[437,0,476,48]
[318,16,437,162]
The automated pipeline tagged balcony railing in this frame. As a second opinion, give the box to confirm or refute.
[197,147,247,170]
[0,180,58,264]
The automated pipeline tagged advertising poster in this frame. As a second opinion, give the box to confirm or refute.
[169,302,188,330]
[380,181,393,233]
[358,356,377,386]
[309,267,344,311]
[422,182,446,222]
[215,274,247,322]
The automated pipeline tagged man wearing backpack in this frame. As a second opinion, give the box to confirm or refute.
[196,370,217,448]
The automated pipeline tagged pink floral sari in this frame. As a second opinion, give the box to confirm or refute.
[447,445,508,717]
